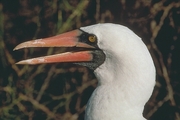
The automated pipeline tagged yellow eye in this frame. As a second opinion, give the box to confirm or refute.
[88,35,97,43]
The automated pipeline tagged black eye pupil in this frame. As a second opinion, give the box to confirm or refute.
[78,30,98,47]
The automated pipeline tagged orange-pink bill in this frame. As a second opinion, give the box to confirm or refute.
[14,29,95,64]
[16,51,93,64]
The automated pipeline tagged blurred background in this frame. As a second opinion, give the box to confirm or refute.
[0,0,180,120]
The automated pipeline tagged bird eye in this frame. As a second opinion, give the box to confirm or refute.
[88,35,97,43]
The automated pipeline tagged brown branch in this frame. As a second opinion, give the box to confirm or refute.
[19,93,60,119]
[36,65,56,101]
[57,0,89,34]
[150,1,180,120]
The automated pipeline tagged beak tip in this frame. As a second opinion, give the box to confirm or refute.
[14,44,26,51]
[13,45,22,51]
[13,47,18,51]
[16,59,32,65]
[14,41,32,51]
[16,61,25,65]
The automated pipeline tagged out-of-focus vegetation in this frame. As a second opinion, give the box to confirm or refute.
[0,0,180,120]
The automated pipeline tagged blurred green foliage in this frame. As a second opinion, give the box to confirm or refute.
[0,0,180,120]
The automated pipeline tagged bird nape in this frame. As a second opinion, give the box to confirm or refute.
[14,23,156,120]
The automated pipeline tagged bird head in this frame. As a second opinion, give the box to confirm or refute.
[14,23,140,69]
[14,23,155,85]
[14,24,110,70]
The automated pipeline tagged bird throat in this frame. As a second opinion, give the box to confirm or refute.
[75,50,105,70]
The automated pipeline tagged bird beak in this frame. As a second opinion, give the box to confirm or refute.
[14,30,95,64]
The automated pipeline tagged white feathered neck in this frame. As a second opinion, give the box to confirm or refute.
[81,23,155,120]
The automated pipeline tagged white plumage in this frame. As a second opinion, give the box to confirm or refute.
[81,24,155,120]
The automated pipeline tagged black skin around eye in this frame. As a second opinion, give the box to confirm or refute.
[78,29,98,48]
